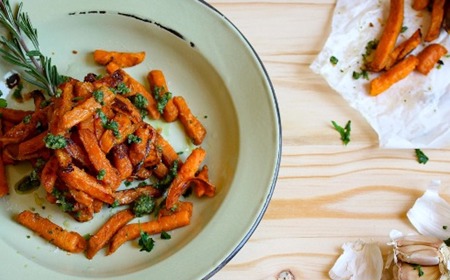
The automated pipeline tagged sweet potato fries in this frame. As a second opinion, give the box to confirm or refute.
[2,50,215,257]
[364,0,449,96]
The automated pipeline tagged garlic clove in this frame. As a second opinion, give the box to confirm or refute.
[395,244,441,266]
[394,262,441,280]
[329,240,383,280]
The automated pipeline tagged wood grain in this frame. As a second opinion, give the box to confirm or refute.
[206,0,450,279]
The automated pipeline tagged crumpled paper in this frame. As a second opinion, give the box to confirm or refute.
[310,0,450,148]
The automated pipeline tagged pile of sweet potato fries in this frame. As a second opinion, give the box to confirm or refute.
[0,50,215,258]
[367,0,449,96]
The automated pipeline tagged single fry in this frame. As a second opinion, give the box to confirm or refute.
[0,108,34,123]
[78,129,121,190]
[155,133,180,167]
[17,131,47,159]
[16,210,86,253]
[147,70,178,122]
[369,0,405,72]
[114,69,160,119]
[173,96,207,145]
[108,202,193,254]
[369,55,419,96]
[93,49,145,68]
[416,44,448,74]
[412,0,429,10]
[59,163,115,204]
[385,29,422,70]
[61,86,115,131]
[111,144,133,180]
[86,208,135,259]
[40,156,59,193]
[425,0,446,42]
[113,185,162,205]
[165,148,206,209]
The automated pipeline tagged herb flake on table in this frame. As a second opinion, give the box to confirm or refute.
[331,120,351,145]
[415,149,429,164]
[330,56,339,65]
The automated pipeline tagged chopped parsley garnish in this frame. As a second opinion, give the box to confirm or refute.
[112,82,130,95]
[152,86,172,114]
[97,169,106,180]
[22,115,32,124]
[330,56,339,65]
[362,39,378,64]
[93,89,104,105]
[124,181,132,187]
[415,149,429,164]
[0,98,6,108]
[155,161,178,191]
[445,238,450,246]
[352,70,369,80]
[413,264,424,277]
[96,109,120,138]
[160,231,171,240]
[138,231,155,252]
[110,200,120,208]
[132,194,155,217]
[51,189,74,212]
[127,133,142,144]
[332,120,351,145]
[72,96,84,102]
[43,133,67,149]
[443,225,448,230]
[132,93,149,116]
[401,26,408,33]
[12,82,24,101]
[437,60,444,69]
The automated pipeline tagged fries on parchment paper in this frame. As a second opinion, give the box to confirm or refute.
[1,50,215,258]
[366,0,449,96]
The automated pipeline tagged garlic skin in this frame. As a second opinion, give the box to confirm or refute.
[329,240,383,280]
[407,189,450,241]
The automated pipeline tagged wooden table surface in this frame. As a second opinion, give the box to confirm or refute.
[207,1,450,279]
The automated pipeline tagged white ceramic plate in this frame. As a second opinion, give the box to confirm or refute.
[0,0,281,279]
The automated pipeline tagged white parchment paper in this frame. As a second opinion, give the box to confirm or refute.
[310,0,450,148]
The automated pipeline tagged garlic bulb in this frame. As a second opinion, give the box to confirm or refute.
[393,262,441,280]
[329,240,383,280]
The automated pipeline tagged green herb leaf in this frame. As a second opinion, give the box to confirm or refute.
[132,93,149,116]
[330,56,339,65]
[51,188,74,212]
[112,82,130,95]
[331,120,351,145]
[0,98,7,108]
[151,86,172,114]
[97,169,106,180]
[415,149,429,164]
[127,134,142,144]
[43,133,67,149]
[413,264,424,277]
[132,195,155,217]
[22,114,31,124]
[138,231,155,252]
[160,231,171,240]
[93,89,104,105]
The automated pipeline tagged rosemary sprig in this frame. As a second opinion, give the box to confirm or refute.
[0,0,65,96]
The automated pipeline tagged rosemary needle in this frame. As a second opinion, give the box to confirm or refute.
[0,0,65,96]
